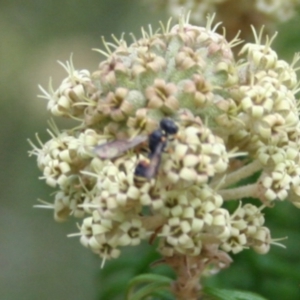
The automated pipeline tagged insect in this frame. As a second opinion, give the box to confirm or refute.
[94,118,178,185]
[94,118,178,160]
[133,118,178,186]
[133,138,166,186]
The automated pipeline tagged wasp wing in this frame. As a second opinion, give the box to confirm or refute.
[144,141,165,178]
[94,135,148,159]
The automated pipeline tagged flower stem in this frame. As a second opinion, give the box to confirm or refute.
[210,160,262,189]
[218,183,258,201]
[166,255,203,300]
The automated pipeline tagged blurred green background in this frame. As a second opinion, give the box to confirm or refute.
[1,1,300,299]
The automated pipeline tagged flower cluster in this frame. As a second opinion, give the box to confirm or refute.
[29,15,299,275]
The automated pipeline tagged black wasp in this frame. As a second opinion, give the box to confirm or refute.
[94,118,178,185]
[133,118,178,186]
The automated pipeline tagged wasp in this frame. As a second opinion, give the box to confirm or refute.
[133,118,178,186]
[133,141,166,186]
[94,118,178,159]
[94,118,178,184]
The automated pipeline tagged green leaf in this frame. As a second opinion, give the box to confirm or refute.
[152,289,174,300]
[128,282,171,300]
[126,273,172,300]
[204,286,268,300]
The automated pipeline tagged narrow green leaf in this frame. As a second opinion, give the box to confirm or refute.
[152,289,174,300]
[128,282,171,300]
[203,287,237,300]
[230,290,268,300]
[204,286,268,300]
[126,273,172,299]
